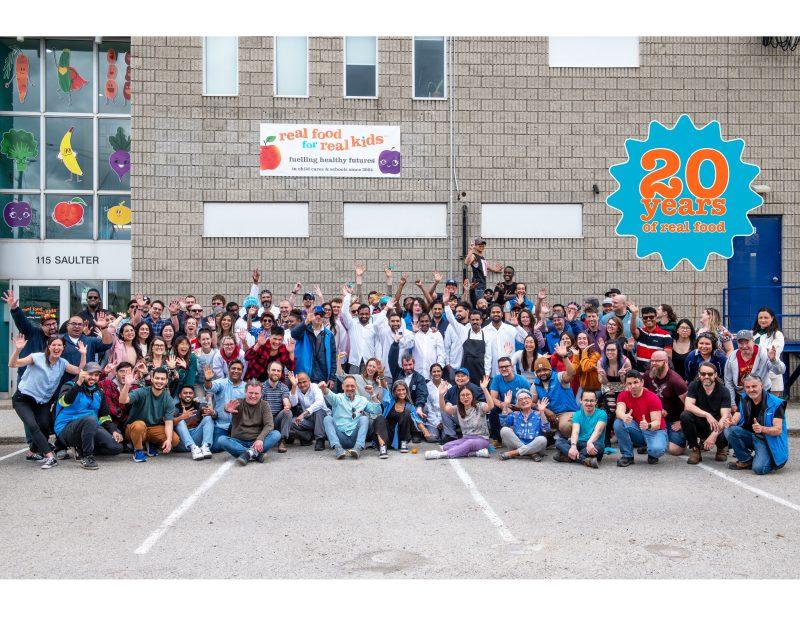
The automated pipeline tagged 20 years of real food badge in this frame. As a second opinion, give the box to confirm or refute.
[607,115,762,270]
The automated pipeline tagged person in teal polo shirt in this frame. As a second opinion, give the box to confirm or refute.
[320,375,382,459]
[554,390,607,468]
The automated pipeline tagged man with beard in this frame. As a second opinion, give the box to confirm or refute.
[203,360,247,452]
[78,288,103,330]
[644,350,688,456]
[483,303,517,378]
[244,326,294,381]
[341,285,375,373]
[260,360,293,453]
[372,299,413,381]
[442,296,472,381]
[681,361,732,464]
[531,346,579,439]
[412,313,444,380]
[119,367,180,463]
[173,385,215,460]
[614,370,668,467]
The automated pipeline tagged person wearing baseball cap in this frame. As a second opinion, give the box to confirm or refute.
[290,303,337,389]
[531,345,579,439]
[465,236,503,305]
[723,329,785,414]
[53,362,123,470]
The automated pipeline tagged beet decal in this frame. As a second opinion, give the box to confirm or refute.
[108,126,131,181]
[3,200,32,228]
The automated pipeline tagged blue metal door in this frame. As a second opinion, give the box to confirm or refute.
[726,215,782,333]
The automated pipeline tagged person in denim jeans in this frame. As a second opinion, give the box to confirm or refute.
[216,380,281,465]
[320,376,381,459]
[614,370,668,466]
[173,386,215,460]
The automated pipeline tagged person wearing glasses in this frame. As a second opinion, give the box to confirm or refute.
[628,303,673,372]
[319,375,381,459]
[681,361,732,464]
[78,288,104,331]
[489,356,531,445]
[643,349,688,456]
[62,313,114,367]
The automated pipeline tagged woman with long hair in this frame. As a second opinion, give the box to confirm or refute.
[671,318,696,379]
[404,297,427,331]
[134,321,153,358]
[511,335,539,383]
[212,334,246,378]
[144,336,175,387]
[603,315,628,358]
[380,379,424,452]
[427,376,496,459]
[752,306,785,397]
[9,334,86,469]
[697,307,733,354]
[105,321,141,369]
[575,331,601,397]
[160,322,176,351]
[424,363,447,443]
[215,312,236,348]
[550,332,579,394]
[514,309,545,353]
[683,332,727,382]
[168,335,197,397]
[596,339,631,454]
[657,304,678,336]
[194,328,220,394]
[183,316,200,349]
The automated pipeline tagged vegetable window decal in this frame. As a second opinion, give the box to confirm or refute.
[3,47,32,102]
[0,129,38,184]
[105,48,118,103]
[108,126,130,181]
[54,48,88,103]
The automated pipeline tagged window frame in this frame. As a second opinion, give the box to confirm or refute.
[202,36,239,97]
[411,36,447,100]
[273,36,310,99]
[343,36,378,100]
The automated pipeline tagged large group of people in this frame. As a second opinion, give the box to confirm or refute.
[3,237,790,475]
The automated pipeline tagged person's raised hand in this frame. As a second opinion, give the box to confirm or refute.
[537,397,550,413]
[257,331,268,347]
[384,266,393,280]
[252,268,260,284]
[354,262,366,278]
[13,333,26,350]
[433,271,442,283]
[224,399,240,415]
[554,342,568,358]
[76,341,87,356]
[203,364,214,381]
[342,283,353,296]
[287,371,298,388]
[285,337,295,354]
[480,374,490,389]
[94,311,109,330]
[2,290,18,309]
[166,353,177,370]
[537,288,547,301]
[292,281,302,295]
[504,341,514,355]
[175,357,187,369]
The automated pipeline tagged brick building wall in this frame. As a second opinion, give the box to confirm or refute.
[130,36,799,333]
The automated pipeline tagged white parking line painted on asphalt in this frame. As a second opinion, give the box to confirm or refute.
[448,459,519,544]
[698,463,800,513]
[134,460,234,555]
[0,448,27,462]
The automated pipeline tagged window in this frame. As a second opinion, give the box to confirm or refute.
[481,204,583,238]
[203,36,238,96]
[69,279,103,317]
[413,37,446,99]
[0,38,131,241]
[274,37,308,97]
[107,280,131,314]
[343,203,447,238]
[203,202,309,238]
[344,37,377,98]
[548,37,639,68]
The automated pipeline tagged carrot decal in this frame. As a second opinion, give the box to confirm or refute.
[2,47,32,103]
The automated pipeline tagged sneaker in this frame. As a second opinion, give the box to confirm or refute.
[399,441,409,453]
[687,447,702,465]
[190,445,204,461]
[80,456,99,470]
[147,443,159,457]
[379,445,388,459]
[314,438,326,451]
[715,447,729,462]
[40,455,58,469]
[603,446,617,455]
[56,449,71,460]
[637,446,648,455]
[252,451,265,463]
[237,449,253,466]
[582,457,599,469]
[277,440,287,453]
[474,448,490,458]
[425,450,445,460]
[647,455,659,465]
[500,452,512,461]
[552,452,568,463]
[25,451,43,462]
[200,444,213,459]
[132,449,147,463]
[349,447,361,459]
[530,453,544,462]
[728,459,752,470]
[616,457,634,467]
[335,446,347,460]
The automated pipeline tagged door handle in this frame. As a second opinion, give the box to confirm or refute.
[772,277,780,284]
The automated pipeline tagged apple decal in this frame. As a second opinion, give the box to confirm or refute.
[3,200,32,228]
[378,149,400,174]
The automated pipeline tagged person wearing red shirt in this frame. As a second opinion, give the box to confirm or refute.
[244,326,295,382]
[613,370,668,467]
[629,304,673,372]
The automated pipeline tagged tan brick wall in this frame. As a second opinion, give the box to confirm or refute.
[130,36,799,336]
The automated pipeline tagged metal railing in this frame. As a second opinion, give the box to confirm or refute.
[722,285,800,334]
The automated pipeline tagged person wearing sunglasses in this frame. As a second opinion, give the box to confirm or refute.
[78,288,104,331]
[628,303,673,372]
[681,361,732,464]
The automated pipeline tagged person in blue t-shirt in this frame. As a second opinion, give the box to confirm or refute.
[554,390,608,468]
[489,356,531,443]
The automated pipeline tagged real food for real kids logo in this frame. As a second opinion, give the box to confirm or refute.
[259,123,401,178]
[607,115,762,270]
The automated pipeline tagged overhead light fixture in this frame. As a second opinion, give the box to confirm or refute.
[592,184,600,195]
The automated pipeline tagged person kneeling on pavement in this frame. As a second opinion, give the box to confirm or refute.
[217,379,281,465]
[173,385,215,460]
[681,361,732,465]
[499,389,549,461]
[724,374,788,475]
[614,370,668,467]
[53,362,123,470]
[119,367,180,462]
[554,390,607,468]
[320,375,382,459]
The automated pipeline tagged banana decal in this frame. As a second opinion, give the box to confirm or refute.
[57,127,83,181]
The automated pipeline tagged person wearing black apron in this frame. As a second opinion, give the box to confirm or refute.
[461,330,486,387]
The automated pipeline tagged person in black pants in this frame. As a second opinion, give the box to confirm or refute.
[681,361,732,465]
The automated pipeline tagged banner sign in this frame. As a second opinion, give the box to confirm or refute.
[607,115,762,270]
[259,123,401,177]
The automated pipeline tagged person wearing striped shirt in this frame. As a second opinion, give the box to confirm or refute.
[629,304,673,372]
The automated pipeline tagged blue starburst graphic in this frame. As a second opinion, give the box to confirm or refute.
[607,115,762,270]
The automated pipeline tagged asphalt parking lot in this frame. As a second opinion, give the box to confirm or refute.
[1,439,798,578]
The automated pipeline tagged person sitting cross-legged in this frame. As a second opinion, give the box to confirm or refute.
[320,375,382,459]
[173,385,215,460]
[613,370,668,467]
[554,390,607,468]
[499,389,549,462]
[217,379,281,465]
[724,374,788,475]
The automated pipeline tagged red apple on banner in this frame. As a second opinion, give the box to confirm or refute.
[52,197,86,228]
[260,135,281,170]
